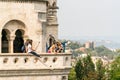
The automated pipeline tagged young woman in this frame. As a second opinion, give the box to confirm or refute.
[27,39,41,57]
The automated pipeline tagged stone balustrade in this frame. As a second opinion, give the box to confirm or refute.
[0,53,71,80]
[0,53,71,70]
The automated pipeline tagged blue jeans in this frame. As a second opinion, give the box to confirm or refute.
[29,51,40,57]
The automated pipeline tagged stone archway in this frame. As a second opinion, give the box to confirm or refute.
[2,20,27,53]
[46,34,56,52]
[14,29,24,53]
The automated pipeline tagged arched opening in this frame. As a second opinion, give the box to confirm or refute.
[46,35,56,52]
[1,29,10,53]
[49,34,56,48]
[2,20,27,53]
[13,29,24,53]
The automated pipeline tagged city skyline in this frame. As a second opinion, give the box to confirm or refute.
[57,0,120,42]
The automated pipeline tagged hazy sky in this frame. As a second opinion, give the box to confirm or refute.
[57,0,120,40]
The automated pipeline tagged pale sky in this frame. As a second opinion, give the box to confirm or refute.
[57,0,120,40]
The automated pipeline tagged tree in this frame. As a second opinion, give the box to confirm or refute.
[94,45,115,59]
[109,56,120,80]
[68,67,76,80]
[75,59,84,80]
[116,49,120,53]
[96,59,106,80]
[74,55,97,80]
[82,55,97,80]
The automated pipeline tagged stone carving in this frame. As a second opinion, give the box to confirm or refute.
[48,0,56,6]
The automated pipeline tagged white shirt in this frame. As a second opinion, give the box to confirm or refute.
[27,44,32,53]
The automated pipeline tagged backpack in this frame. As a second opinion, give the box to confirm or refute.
[21,45,26,52]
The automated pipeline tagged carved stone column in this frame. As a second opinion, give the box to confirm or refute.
[9,36,15,53]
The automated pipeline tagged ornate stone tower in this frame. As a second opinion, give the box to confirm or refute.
[0,0,71,80]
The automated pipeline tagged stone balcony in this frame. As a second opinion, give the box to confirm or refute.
[0,53,71,79]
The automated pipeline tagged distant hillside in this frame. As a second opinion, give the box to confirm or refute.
[78,39,120,49]
[95,40,120,49]
[59,36,120,49]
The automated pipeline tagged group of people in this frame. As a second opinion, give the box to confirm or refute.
[48,41,63,53]
[46,34,65,53]
[22,34,66,57]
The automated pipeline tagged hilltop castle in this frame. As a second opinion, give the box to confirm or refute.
[0,0,71,80]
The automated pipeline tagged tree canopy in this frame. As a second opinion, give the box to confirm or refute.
[75,55,98,80]
[109,56,120,80]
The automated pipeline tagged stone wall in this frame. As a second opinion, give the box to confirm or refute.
[0,1,58,53]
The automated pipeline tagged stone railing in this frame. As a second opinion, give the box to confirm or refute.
[0,53,71,80]
[0,53,71,70]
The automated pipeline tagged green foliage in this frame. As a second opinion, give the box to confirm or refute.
[83,55,95,72]
[116,49,120,53]
[116,49,120,57]
[75,59,84,80]
[68,67,76,80]
[61,39,117,60]
[82,55,96,80]
[64,39,120,80]
[94,45,115,59]
[95,45,106,53]
[67,41,82,50]
[72,50,84,57]
[69,55,108,80]
[75,55,97,80]
[109,56,120,80]
[96,59,106,80]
